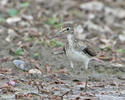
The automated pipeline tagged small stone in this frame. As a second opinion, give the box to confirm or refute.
[28,69,42,79]
[6,17,21,24]
[119,34,125,42]
[88,13,95,20]
[1,0,8,6]
[74,25,86,40]
[80,1,104,11]
[5,29,17,42]
[75,25,83,34]
[8,80,16,86]
[84,21,102,32]
[105,7,125,19]
[22,15,33,21]
[13,60,30,71]
[117,75,125,80]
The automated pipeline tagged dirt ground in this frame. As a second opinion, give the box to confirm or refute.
[0,0,125,100]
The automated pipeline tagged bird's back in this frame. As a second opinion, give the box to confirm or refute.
[73,39,97,57]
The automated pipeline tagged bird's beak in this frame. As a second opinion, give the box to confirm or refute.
[51,28,66,39]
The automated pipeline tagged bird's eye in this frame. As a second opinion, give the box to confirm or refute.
[66,27,70,31]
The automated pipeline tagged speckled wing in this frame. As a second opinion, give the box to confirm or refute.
[74,39,97,57]
[82,45,97,57]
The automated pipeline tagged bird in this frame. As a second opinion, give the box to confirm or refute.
[54,22,98,91]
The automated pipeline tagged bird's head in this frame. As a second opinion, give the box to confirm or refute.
[60,23,74,34]
[52,22,74,39]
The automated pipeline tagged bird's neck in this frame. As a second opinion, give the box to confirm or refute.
[67,34,74,48]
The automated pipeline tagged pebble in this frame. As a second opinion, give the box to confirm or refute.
[80,1,104,11]
[28,69,42,79]
[6,17,21,24]
[13,60,30,71]
[119,34,125,42]
[5,29,17,42]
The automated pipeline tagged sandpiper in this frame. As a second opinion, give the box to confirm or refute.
[54,22,97,91]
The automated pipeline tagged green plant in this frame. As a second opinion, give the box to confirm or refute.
[20,1,30,8]
[15,48,23,56]
[46,17,59,25]
[8,8,19,17]
[0,17,6,22]
[48,39,64,48]
[116,49,125,53]
[55,23,63,29]
[33,53,39,59]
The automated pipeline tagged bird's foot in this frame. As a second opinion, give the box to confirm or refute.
[80,85,94,92]
[81,91,95,96]
[69,72,74,79]
[69,66,74,78]
[84,85,88,92]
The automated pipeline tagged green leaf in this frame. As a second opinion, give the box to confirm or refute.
[33,53,39,59]
[39,40,43,44]
[55,23,63,29]
[0,17,6,22]
[8,8,19,17]
[116,49,125,53]
[55,41,64,47]
[48,39,64,48]
[49,39,56,48]
[46,17,59,25]
[15,48,23,56]
[20,1,30,8]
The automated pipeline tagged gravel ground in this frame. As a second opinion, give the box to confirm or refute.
[0,0,125,99]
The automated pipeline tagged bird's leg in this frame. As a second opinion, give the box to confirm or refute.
[70,61,74,78]
[70,61,74,68]
[84,62,89,92]
[84,69,88,92]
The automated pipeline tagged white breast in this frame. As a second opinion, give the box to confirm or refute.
[66,34,91,64]
[66,48,90,63]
